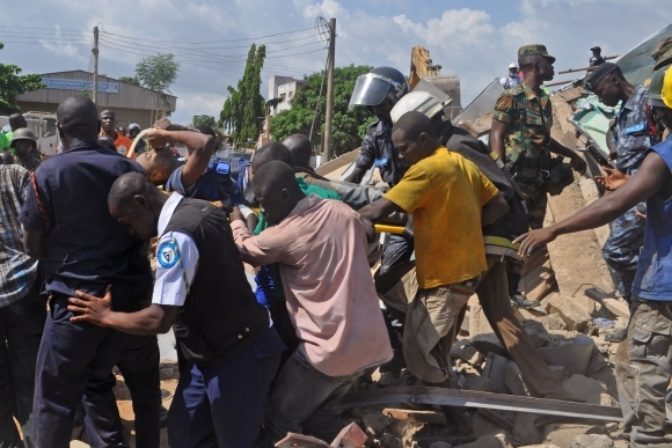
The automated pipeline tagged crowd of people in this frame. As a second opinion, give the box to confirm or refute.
[0,38,671,448]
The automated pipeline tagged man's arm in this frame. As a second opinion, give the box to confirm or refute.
[358,198,403,223]
[548,139,587,173]
[343,166,367,184]
[230,213,286,266]
[145,129,215,188]
[68,287,178,335]
[489,119,508,160]
[516,151,667,256]
[482,193,509,226]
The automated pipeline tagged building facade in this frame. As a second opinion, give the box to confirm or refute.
[16,70,177,128]
[268,75,303,116]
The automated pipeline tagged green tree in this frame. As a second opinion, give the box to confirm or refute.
[0,43,44,114]
[135,53,179,93]
[219,44,266,146]
[119,75,141,87]
[192,114,217,131]
[270,64,374,157]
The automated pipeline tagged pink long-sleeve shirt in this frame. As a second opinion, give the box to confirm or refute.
[231,195,392,377]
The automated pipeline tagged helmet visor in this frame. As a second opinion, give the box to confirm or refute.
[349,73,395,108]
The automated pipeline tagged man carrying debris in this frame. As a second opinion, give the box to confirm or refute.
[385,91,566,398]
[583,62,655,308]
[360,111,508,384]
[67,171,285,448]
[490,44,587,230]
[516,64,672,448]
[231,161,392,442]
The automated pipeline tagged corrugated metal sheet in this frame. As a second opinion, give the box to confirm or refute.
[16,70,176,112]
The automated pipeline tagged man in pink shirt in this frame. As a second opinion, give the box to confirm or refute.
[230,160,392,442]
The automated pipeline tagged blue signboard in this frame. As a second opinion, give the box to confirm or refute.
[42,78,119,93]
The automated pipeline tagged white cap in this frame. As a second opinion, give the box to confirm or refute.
[390,90,451,124]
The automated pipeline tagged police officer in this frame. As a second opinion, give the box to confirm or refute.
[490,44,587,230]
[516,63,672,448]
[500,62,522,90]
[68,172,285,448]
[346,66,412,292]
[20,96,153,447]
[584,63,654,308]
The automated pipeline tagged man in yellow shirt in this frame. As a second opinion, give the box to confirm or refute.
[360,111,509,383]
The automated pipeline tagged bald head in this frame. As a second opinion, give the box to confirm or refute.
[108,172,165,240]
[251,142,294,172]
[57,96,99,140]
[253,160,305,225]
[392,111,440,166]
[282,134,312,169]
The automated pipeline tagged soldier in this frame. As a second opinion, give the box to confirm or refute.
[490,44,587,230]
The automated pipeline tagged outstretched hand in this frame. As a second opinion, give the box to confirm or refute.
[67,285,113,326]
[595,167,627,191]
[514,227,557,257]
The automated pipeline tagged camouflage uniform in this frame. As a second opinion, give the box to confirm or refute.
[602,86,653,300]
[494,83,554,229]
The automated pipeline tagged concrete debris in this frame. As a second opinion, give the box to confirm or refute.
[512,413,545,445]
[453,432,513,448]
[570,434,614,448]
[543,424,607,447]
[561,374,610,405]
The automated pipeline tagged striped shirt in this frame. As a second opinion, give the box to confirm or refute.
[0,165,38,308]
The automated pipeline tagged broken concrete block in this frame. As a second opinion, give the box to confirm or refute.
[537,336,594,375]
[275,433,330,447]
[428,442,452,448]
[562,374,608,404]
[570,432,614,447]
[585,349,608,376]
[543,424,605,447]
[329,422,367,448]
[545,294,597,332]
[512,413,544,445]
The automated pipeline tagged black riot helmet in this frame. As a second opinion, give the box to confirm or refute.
[349,66,409,109]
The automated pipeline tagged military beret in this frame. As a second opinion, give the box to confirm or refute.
[518,44,555,63]
[583,62,621,92]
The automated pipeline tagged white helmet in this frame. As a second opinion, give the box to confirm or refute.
[390,90,451,124]
[508,62,518,70]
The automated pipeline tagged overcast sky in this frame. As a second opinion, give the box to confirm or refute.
[0,0,669,124]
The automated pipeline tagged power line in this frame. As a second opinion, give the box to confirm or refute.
[98,25,317,45]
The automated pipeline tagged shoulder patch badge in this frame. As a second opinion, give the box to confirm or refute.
[157,240,179,269]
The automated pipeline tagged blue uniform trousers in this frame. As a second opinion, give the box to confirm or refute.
[33,295,129,448]
[167,328,282,448]
[602,207,645,300]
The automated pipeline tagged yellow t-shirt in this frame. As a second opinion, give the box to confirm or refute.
[384,147,498,289]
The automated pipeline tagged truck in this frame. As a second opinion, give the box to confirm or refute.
[0,111,59,156]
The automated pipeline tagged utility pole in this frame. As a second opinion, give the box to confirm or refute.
[323,18,335,163]
[92,26,99,104]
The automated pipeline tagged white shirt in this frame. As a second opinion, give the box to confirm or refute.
[152,193,199,307]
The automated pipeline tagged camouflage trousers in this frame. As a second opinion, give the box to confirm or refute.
[615,299,672,447]
[516,180,547,230]
[602,206,645,301]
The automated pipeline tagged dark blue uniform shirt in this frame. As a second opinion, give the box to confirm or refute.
[354,120,408,186]
[20,142,152,311]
